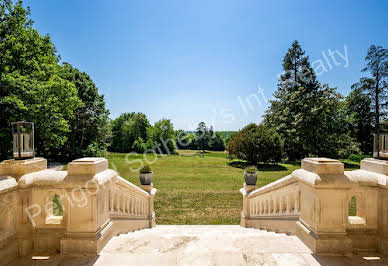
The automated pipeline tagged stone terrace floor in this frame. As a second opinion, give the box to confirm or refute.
[15,225,388,266]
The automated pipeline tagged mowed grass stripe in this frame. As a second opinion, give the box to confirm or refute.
[106,151,300,224]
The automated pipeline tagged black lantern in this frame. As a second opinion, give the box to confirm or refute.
[373,122,388,159]
[12,121,34,160]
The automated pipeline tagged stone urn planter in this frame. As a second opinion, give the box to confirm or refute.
[139,164,153,185]
[244,166,258,185]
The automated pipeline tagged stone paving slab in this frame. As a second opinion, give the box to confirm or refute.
[13,225,388,265]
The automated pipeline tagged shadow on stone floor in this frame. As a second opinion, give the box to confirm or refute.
[12,254,99,266]
[311,253,388,266]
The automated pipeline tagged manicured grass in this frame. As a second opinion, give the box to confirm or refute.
[106,150,300,224]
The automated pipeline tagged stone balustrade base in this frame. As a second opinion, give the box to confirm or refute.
[0,237,19,266]
[296,221,352,256]
[241,213,299,234]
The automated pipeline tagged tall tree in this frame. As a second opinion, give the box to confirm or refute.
[110,112,150,152]
[361,45,388,156]
[60,63,110,159]
[347,78,374,153]
[265,41,357,160]
[0,0,80,160]
[147,119,176,154]
[195,122,210,152]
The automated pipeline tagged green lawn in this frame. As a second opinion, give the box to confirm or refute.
[106,151,301,224]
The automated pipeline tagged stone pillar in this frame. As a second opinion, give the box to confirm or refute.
[294,158,352,255]
[60,158,114,255]
[141,183,157,228]
[360,158,388,255]
[240,183,258,227]
[0,157,47,261]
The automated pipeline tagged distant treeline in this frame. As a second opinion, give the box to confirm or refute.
[109,115,228,153]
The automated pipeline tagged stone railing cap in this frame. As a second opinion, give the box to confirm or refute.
[0,157,47,179]
[360,158,388,176]
[304,158,339,163]
[301,157,344,175]
[67,157,108,176]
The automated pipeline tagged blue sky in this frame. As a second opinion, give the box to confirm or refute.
[25,0,388,131]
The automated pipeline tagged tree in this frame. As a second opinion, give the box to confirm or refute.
[60,63,110,159]
[195,122,210,152]
[132,137,146,153]
[264,41,358,160]
[346,80,374,154]
[110,112,150,152]
[227,123,282,164]
[175,130,196,149]
[209,132,225,151]
[0,0,80,160]
[361,45,388,156]
[147,119,176,154]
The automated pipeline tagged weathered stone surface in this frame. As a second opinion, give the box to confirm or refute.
[0,156,156,262]
[0,157,47,180]
[67,157,108,176]
[242,157,388,256]
[13,225,388,265]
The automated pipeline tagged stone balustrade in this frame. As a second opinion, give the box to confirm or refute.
[241,157,388,256]
[241,175,300,234]
[249,177,299,217]
[0,157,156,264]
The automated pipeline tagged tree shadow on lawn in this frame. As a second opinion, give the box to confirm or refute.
[227,160,288,172]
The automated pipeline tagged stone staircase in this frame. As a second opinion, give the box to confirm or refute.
[14,225,387,265]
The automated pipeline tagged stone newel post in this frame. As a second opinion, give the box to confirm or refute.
[60,158,114,255]
[294,158,352,255]
[240,183,258,227]
[141,183,157,228]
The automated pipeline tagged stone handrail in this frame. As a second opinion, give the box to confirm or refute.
[247,175,299,217]
[240,175,300,234]
[110,175,155,221]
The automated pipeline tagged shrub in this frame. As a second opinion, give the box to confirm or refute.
[139,163,152,173]
[132,137,146,153]
[227,123,282,164]
[245,166,258,173]
[348,153,371,163]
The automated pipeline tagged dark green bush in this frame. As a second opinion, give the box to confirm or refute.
[227,123,282,164]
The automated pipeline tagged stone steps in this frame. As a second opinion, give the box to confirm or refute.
[14,225,388,265]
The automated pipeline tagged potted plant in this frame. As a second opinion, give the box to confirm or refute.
[139,163,153,185]
[244,166,258,185]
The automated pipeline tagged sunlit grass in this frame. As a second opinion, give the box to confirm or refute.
[106,150,300,224]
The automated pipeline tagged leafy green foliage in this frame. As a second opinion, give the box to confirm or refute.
[264,41,359,160]
[139,163,152,173]
[345,82,374,154]
[0,1,109,161]
[227,123,282,164]
[348,154,371,163]
[176,123,225,151]
[360,45,388,139]
[60,63,110,159]
[147,119,176,154]
[244,166,257,173]
[0,0,79,160]
[110,112,150,152]
[196,122,210,151]
[132,137,146,153]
